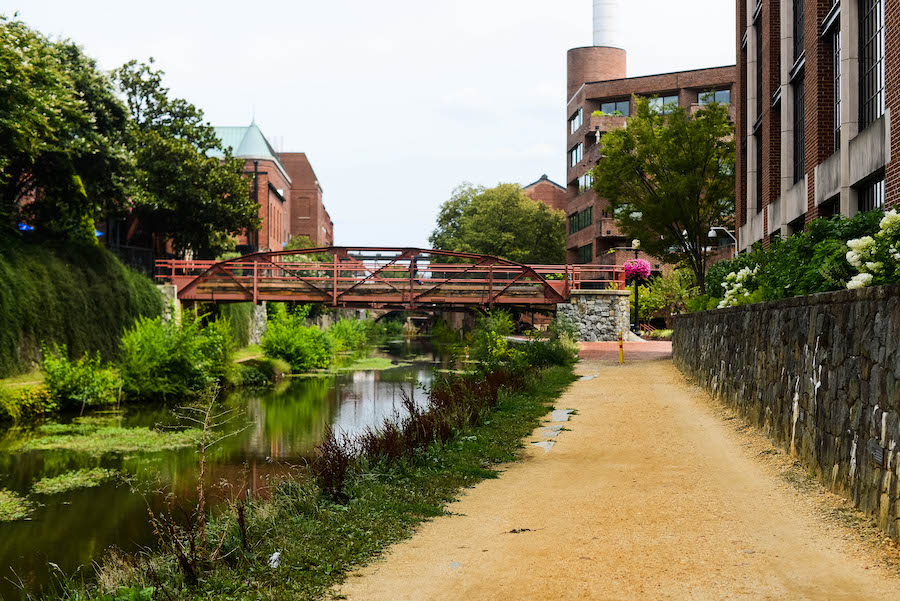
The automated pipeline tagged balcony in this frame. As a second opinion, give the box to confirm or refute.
[589,113,628,134]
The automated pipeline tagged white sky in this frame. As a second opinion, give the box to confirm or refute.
[4,0,735,247]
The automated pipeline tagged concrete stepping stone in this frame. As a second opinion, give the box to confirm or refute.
[531,441,555,453]
[541,425,563,438]
[579,375,597,381]
[550,409,575,423]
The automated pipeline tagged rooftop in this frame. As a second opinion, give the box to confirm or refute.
[210,122,291,182]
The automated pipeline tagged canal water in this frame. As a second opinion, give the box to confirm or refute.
[0,340,448,600]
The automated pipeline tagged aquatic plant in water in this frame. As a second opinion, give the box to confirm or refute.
[18,423,203,455]
[31,468,119,495]
[0,488,31,522]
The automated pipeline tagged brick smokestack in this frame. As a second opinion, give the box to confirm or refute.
[567,0,627,99]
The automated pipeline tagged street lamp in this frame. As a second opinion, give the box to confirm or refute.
[632,239,640,335]
[708,227,737,258]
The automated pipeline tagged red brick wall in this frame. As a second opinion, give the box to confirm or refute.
[525,180,567,212]
[887,0,900,209]
[233,159,291,251]
[279,152,333,246]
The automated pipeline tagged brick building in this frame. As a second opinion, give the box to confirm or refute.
[279,153,334,246]
[524,174,567,212]
[735,0,895,252]
[213,122,335,251]
[566,0,737,268]
[213,123,292,252]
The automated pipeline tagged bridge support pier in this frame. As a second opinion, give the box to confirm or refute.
[557,290,630,342]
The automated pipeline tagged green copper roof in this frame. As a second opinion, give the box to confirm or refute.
[211,122,290,182]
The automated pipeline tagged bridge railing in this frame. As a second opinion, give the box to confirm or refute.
[154,252,626,307]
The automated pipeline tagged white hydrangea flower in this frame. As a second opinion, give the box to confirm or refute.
[879,210,900,237]
[866,261,884,273]
[846,273,874,290]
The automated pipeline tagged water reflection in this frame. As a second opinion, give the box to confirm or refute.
[0,342,443,600]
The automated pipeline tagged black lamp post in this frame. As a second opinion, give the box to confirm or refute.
[632,241,641,335]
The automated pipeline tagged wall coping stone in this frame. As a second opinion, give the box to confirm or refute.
[674,284,900,321]
[570,289,630,298]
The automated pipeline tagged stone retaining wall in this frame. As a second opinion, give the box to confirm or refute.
[557,290,630,342]
[673,285,900,539]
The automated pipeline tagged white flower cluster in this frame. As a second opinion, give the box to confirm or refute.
[844,210,900,290]
[718,265,759,309]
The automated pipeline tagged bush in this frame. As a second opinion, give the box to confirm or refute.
[119,315,234,401]
[329,318,370,353]
[41,344,120,410]
[0,238,163,378]
[0,385,55,422]
[212,303,253,348]
[262,309,333,372]
[471,310,516,364]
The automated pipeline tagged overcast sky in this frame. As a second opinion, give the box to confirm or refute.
[5,0,735,247]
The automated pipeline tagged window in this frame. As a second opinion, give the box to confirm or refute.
[793,0,804,62]
[568,207,593,234]
[569,143,583,168]
[569,108,583,134]
[578,172,593,193]
[860,0,885,129]
[858,178,885,212]
[833,27,841,151]
[599,100,630,116]
[793,74,805,184]
[577,243,593,264]
[755,133,763,214]
[648,95,679,114]
[699,89,731,105]
[755,17,763,120]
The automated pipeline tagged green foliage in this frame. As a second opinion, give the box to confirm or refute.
[212,303,253,349]
[118,315,234,401]
[640,270,699,326]
[0,385,55,422]
[644,329,674,341]
[112,60,259,257]
[0,488,30,522]
[329,318,370,353]
[592,98,735,293]
[0,237,162,378]
[41,344,120,410]
[699,210,885,308]
[430,183,566,264]
[262,308,334,372]
[31,468,118,495]
[470,310,516,364]
[17,422,202,454]
[0,17,133,235]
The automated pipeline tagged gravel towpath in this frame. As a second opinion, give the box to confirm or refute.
[339,357,900,601]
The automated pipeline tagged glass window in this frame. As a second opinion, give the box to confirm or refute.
[860,0,885,129]
[858,178,885,212]
[648,95,679,114]
[793,74,806,184]
[793,0,804,62]
[568,207,593,234]
[833,27,841,152]
[569,143,583,168]
[755,133,763,214]
[578,172,593,193]
[699,89,731,105]
[569,108,583,134]
[755,17,763,120]
[599,100,630,116]
[577,243,593,264]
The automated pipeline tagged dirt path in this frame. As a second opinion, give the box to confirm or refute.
[339,357,900,600]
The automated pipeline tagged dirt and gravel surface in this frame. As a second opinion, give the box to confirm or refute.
[339,353,900,600]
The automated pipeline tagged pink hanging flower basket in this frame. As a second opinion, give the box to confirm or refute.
[623,259,652,282]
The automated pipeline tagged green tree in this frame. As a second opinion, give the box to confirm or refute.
[641,269,698,327]
[113,60,259,257]
[0,17,133,240]
[592,98,735,293]
[429,183,565,264]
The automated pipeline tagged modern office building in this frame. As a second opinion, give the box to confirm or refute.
[735,0,895,251]
[566,0,736,267]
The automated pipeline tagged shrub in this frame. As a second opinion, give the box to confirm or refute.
[262,310,333,372]
[41,344,120,410]
[0,385,55,422]
[119,315,234,401]
[329,318,369,353]
[471,310,516,364]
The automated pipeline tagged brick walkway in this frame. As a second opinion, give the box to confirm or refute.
[577,340,672,362]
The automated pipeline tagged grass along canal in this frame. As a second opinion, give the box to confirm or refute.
[0,340,445,599]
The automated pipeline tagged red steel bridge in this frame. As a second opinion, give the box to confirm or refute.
[155,247,625,310]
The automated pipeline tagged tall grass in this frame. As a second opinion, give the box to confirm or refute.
[0,237,162,378]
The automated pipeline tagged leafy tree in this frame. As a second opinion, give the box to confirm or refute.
[429,183,565,264]
[0,18,133,240]
[641,269,698,327]
[592,98,735,293]
[113,60,259,257]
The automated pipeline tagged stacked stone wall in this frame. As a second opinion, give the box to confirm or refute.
[673,285,900,539]
[557,290,630,342]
